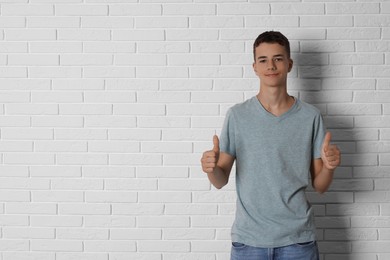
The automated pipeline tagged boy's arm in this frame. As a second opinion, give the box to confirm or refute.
[311,132,341,194]
[201,135,235,189]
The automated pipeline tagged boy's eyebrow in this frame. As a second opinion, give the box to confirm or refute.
[257,54,284,60]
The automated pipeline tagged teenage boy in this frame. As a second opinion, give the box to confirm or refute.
[201,31,341,260]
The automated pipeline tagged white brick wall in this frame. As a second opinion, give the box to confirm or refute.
[0,0,388,259]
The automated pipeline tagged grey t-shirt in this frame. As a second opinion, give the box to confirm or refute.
[220,96,325,248]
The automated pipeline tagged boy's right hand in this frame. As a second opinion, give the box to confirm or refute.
[201,135,220,174]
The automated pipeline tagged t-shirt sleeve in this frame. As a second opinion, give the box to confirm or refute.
[219,108,236,158]
[312,113,326,159]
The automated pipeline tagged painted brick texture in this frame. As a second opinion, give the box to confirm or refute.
[0,1,389,259]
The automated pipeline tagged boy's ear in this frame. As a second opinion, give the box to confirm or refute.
[253,62,258,76]
[288,58,293,72]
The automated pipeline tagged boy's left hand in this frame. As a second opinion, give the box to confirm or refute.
[321,132,341,171]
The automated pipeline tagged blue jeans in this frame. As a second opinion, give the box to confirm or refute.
[231,241,319,260]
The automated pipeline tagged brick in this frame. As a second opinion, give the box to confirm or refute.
[192,216,234,228]
[163,4,215,15]
[110,4,161,15]
[139,91,190,103]
[113,29,164,41]
[1,4,53,16]
[326,203,379,216]
[82,17,134,28]
[84,42,135,53]
[114,104,165,115]
[60,104,112,115]
[59,203,110,215]
[29,67,82,78]
[30,42,82,53]
[57,228,109,240]
[31,216,82,227]
[328,28,381,40]
[0,240,29,251]
[6,104,58,115]
[0,141,32,152]
[0,17,26,27]
[110,228,161,240]
[141,141,192,153]
[301,40,354,53]
[0,214,29,225]
[161,79,212,91]
[6,202,56,214]
[159,179,209,191]
[217,4,269,15]
[136,16,188,28]
[112,203,164,215]
[85,115,136,128]
[136,166,188,178]
[56,4,107,15]
[114,54,166,66]
[162,253,214,260]
[0,177,49,189]
[352,241,390,253]
[32,240,82,252]
[32,116,83,127]
[0,67,27,78]
[190,16,243,28]
[58,29,110,41]
[165,204,217,215]
[193,241,232,253]
[27,17,79,27]
[55,129,107,140]
[330,53,383,65]
[3,252,55,260]
[5,29,56,41]
[106,253,159,260]
[84,216,135,228]
[168,54,219,66]
[0,42,28,53]
[3,227,55,239]
[166,29,219,41]
[138,216,190,228]
[56,253,106,260]
[137,66,188,78]
[138,241,190,252]
[60,54,113,66]
[30,166,81,177]
[4,153,54,165]
[139,191,191,203]
[300,66,353,79]
[105,79,158,90]
[327,104,381,115]
[85,91,136,102]
[138,41,189,53]
[247,16,298,27]
[327,3,379,14]
[191,41,244,53]
[86,67,136,78]
[108,129,161,141]
[355,116,390,128]
[272,3,324,14]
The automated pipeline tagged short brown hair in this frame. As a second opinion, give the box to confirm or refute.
[253,31,290,61]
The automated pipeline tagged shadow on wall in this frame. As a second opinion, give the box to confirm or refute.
[295,40,359,260]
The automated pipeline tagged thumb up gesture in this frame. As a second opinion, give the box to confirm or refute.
[201,135,220,174]
[321,132,341,170]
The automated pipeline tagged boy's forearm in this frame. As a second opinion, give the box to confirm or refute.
[313,166,334,194]
[207,166,229,189]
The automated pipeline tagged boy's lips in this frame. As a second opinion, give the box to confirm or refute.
[265,73,279,77]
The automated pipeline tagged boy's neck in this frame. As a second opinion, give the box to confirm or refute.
[257,86,294,117]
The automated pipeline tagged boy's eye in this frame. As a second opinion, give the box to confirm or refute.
[259,60,266,63]
[274,57,283,62]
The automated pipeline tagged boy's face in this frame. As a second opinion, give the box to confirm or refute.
[253,42,293,88]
